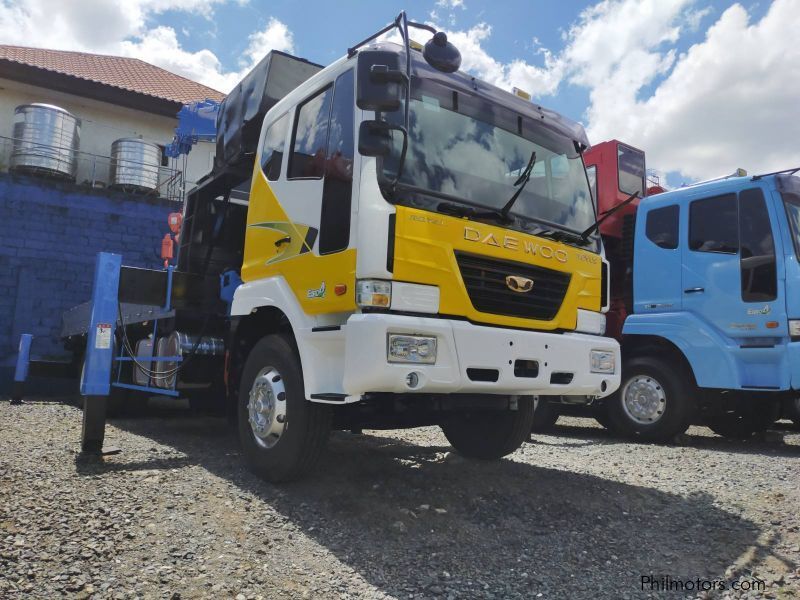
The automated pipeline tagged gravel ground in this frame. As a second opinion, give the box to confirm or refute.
[1,397,799,600]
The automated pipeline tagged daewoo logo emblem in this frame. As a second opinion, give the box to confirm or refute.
[506,275,534,293]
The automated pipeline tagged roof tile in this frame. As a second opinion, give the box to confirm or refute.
[0,45,225,105]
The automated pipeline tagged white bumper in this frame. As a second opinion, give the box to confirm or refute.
[342,314,620,398]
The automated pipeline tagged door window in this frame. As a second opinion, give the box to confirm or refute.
[689,194,738,253]
[739,188,777,301]
[319,69,355,254]
[645,205,679,249]
[289,86,333,179]
[618,144,645,197]
[260,112,289,181]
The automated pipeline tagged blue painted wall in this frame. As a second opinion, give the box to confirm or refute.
[0,172,174,392]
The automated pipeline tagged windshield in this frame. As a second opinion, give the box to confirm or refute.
[782,191,800,257]
[380,80,596,238]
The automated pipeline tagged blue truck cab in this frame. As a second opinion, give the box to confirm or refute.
[610,170,800,439]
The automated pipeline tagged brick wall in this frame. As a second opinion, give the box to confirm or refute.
[0,172,174,390]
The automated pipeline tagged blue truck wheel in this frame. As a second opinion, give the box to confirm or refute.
[608,355,692,442]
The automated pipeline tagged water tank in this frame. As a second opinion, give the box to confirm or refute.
[10,103,81,180]
[110,138,162,192]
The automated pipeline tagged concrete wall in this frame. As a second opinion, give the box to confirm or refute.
[0,172,173,391]
[0,77,215,191]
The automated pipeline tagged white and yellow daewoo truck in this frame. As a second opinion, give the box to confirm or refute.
[64,13,620,481]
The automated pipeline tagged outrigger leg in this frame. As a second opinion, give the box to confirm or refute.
[79,252,123,456]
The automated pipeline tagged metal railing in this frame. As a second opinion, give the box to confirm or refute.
[0,135,185,203]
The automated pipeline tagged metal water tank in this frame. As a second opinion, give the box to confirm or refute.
[10,103,81,180]
[110,138,162,192]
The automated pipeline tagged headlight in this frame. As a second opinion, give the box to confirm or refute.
[590,349,615,374]
[356,279,391,308]
[387,334,437,364]
[790,319,800,338]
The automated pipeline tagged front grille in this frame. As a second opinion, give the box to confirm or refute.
[456,252,571,321]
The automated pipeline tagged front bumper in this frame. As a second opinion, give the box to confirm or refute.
[342,314,620,397]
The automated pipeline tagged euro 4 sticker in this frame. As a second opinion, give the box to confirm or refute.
[307,282,326,299]
[746,305,771,316]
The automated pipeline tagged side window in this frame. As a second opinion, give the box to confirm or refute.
[739,188,777,302]
[289,86,333,179]
[689,194,738,253]
[586,164,597,205]
[319,69,355,254]
[260,113,289,181]
[645,205,679,249]
[618,145,645,197]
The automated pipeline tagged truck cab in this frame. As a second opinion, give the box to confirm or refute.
[612,170,800,439]
[223,36,620,478]
[72,15,621,481]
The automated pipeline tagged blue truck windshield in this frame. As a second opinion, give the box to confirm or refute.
[380,82,596,237]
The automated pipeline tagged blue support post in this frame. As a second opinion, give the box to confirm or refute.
[10,334,33,405]
[80,252,122,454]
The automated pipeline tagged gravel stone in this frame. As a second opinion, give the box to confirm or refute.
[1,399,798,599]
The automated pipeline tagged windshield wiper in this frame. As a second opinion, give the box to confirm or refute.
[579,190,640,242]
[535,228,593,246]
[498,151,536,220]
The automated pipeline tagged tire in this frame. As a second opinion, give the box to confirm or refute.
[237,334,331,482]
[531,397,559,432]
[608,355,692,442]
[709,400,780,439]
[441,396,535,459]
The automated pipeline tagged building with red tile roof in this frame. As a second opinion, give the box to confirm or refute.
[0,45,224,189]
[0,45,225,116]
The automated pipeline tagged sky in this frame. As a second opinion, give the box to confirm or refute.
[0,0,797,187]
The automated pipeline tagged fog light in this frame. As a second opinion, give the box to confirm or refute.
[590,350,615,374]
[388,334,437,364]
[406,372,420,388]
[356,279,391,308]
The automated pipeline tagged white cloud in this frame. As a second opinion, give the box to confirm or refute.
[436,0,466,8]
[0,0,296,93]
[569,0,800,179]
[429,0,800,180]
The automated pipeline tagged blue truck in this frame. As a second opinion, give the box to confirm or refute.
[535,139,800,440]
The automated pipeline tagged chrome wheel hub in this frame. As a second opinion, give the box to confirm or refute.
[247,367,287,449]
[622,375,666,425]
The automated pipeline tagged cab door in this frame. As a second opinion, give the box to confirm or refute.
[681,188,783,341]
[243,68,358,314]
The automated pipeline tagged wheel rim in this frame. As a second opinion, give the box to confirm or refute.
[621,374,666,425]
[247,366,287,449]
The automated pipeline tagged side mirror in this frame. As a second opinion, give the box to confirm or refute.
[358,120,404,157]
[356,50,406,112]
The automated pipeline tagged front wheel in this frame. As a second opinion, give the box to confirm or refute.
[608,355,692,442]
[238,335,331,482]
[441,396,535,459]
